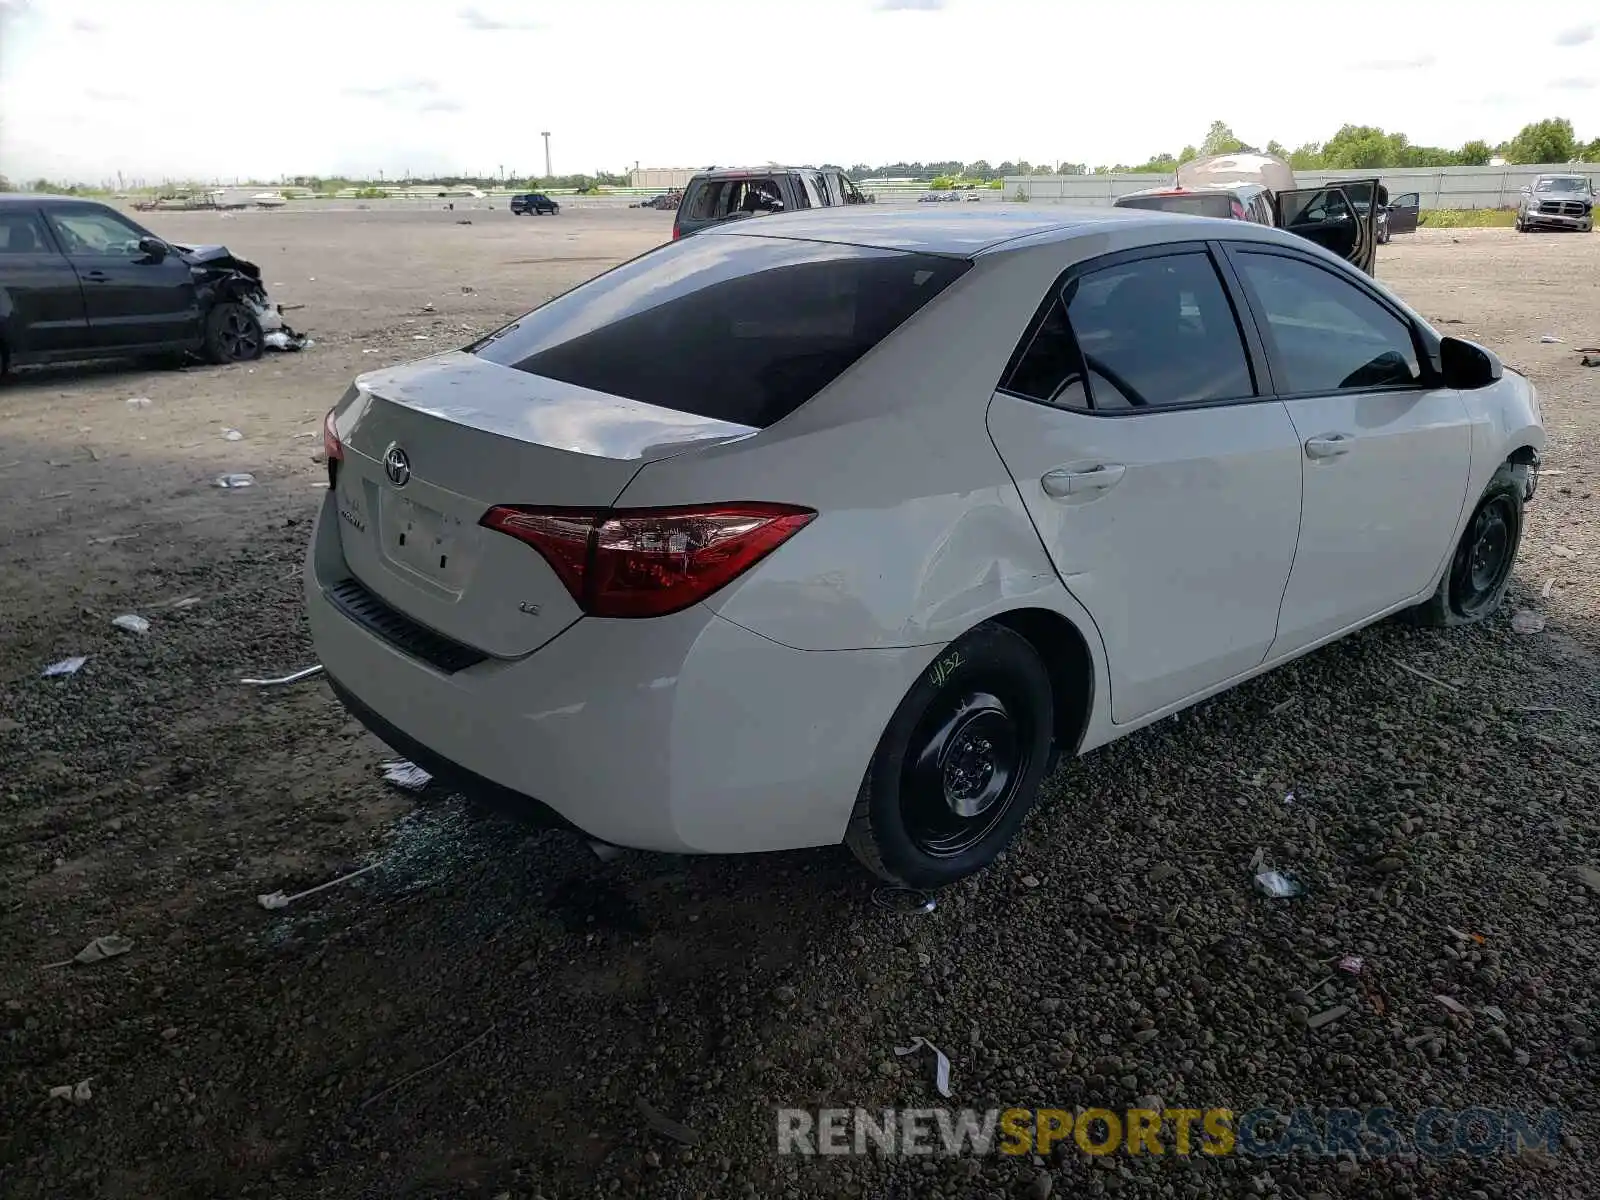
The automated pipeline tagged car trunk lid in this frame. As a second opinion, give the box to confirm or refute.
[330,351,756,658]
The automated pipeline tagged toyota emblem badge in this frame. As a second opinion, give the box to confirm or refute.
[383,444,411,487]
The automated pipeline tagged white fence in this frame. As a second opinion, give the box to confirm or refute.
[1003,162,1600,210]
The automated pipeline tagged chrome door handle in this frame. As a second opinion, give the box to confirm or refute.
[1304,434,1352,460]
[1041,463,1126,498]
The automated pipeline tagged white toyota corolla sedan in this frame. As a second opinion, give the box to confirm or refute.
[307,206,1543,889]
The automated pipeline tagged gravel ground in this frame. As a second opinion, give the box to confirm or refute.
[1,212,1597,1200]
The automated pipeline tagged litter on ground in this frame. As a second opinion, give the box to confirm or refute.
[257,862,381,910]
[894,1036,953,1097]
[382,760,433,791]
[1254,870,1304,898]
[111,614,150,635]
[42,656,87,678]
[240,664,324,687]
[214,473,255,489]
[44,933,133,968]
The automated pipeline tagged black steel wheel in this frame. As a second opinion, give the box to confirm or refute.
[1400,461,1527,628]
[203,302,263,364]
[846,622,1055,888]
[900,689,1031,859]
[1451,494,1517,618]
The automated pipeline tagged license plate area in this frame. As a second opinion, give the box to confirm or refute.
[378,490,471,592]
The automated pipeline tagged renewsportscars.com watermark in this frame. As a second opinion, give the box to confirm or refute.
[776,1106,1565,1159]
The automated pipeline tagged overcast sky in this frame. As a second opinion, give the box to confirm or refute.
[0,0,1595,183]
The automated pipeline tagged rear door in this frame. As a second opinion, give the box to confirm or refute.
[42,202,198,349]
[1273,181,1380,275]
[1388,192,1420,235]
[0,204,90,357]
[1223,244,1471,655]
[985,243,1305,724]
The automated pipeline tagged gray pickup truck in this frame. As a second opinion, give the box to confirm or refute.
[1516,174,1595,233]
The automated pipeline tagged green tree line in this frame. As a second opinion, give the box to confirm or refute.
[845,117,1598,181]
[13,117,1597,195]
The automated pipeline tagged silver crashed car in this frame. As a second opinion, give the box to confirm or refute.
[1516,175,1595,233]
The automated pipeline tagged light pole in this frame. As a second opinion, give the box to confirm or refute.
[541,132,552,180]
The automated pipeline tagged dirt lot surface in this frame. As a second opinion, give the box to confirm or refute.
[2,212,1598,1200]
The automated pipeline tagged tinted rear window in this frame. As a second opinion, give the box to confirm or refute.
[1115,193,1234,219]
[471,235,969,428]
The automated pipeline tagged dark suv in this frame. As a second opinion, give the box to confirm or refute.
[673,167,873,239]
[510,193,560,216]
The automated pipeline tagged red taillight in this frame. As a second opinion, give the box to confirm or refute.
[671,220,681,240]
[323,408,344,462]
[480,503,816,618]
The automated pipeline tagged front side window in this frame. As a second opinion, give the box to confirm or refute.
[1232,251,1421,394]
[46,207,147,257]
[472,236,968,428]
[1281,189,1355,227]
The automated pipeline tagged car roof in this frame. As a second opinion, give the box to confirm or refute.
[691,167,821,179]
[0,193,88,205]
[709,205,1203,256]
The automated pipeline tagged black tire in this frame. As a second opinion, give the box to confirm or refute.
[203,302,263,364]
[845,622,1054,888]
[1400,462,1527,628]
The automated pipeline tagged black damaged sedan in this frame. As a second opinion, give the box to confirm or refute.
[0,194,278,375]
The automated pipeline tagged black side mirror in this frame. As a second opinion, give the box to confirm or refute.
[138,236,168,262]
[1440,335,1502,390]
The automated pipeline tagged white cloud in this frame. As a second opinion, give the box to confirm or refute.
[1353,55,1437,71]
[1554,24,1594,46]
[458,5,545,31]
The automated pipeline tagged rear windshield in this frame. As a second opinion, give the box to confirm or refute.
[470,235,969,428]
[1115,192,1235,219]
[685,176,788,219]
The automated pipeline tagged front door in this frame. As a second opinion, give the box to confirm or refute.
[1224,245,1472,656]
[43,203,200,349]
[1388,192,1421,235]
[986,244,1304,723]
[1274,179,1381,275]
[0,204,89,356]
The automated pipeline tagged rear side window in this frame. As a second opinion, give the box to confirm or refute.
[1002,252,1253,410]
[685,177,787,220]
[0,209,51,254]
[472,235,969,427]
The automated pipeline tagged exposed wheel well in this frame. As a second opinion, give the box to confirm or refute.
[988,608,1094,762]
